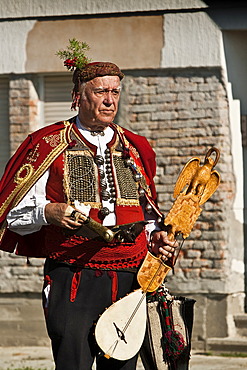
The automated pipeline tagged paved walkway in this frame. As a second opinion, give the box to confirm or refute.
[0,347,247,369]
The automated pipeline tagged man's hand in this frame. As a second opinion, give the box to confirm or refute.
[150,230,177,262]
[45,203,86,229]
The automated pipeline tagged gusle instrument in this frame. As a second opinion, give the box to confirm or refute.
[95,147,221,360]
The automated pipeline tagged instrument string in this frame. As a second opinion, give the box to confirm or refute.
[105,292,147,356]
[120,237,181,335]
[115,237,180,339]
[173,237,184,266]
[106,339,119,358]
[121,291,146,334]
[105,237,180,357]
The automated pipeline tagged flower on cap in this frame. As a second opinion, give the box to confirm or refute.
[56,38,91,71]
[64,58,78,70]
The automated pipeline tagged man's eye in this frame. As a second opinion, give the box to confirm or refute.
[94,89,120,96]
[95,90,104,96]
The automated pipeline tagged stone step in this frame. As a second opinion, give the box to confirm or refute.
[234,314,247,337]
[206,337,247,353]
[0,297,48,346]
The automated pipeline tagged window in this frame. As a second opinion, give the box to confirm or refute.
[44,75,75,125]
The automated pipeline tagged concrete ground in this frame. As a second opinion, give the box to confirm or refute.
[0,347,247,369]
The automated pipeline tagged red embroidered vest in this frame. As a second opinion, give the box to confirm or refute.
[42,124,151,270]
[0,120,157,270]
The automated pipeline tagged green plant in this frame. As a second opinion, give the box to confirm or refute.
[56,38,91,70]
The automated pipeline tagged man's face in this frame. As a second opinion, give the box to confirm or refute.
[78,75,121,131]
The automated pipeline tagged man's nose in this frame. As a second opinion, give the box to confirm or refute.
[103,91,114,105]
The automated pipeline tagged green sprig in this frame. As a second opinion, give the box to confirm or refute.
[56,38,91,70]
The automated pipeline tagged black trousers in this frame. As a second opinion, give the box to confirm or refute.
[43,259,139,370]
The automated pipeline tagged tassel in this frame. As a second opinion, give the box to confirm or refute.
[161,297,185,359]
[163,330,185,358]
[71,89,80,110]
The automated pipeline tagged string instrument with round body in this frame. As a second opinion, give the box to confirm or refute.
[95,289,147,360]
[95,147,221,361]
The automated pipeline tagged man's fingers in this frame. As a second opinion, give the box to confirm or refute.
[65,216,85,229]
[66,222,81,230]
[45,203,87,228]
[160,245,174,253]
[65,206,87,223]
[159,247,173,257]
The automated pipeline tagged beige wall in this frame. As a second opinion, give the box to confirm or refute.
[25,16,163,72]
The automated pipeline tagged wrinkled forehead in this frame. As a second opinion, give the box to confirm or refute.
[86,75,121,90]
